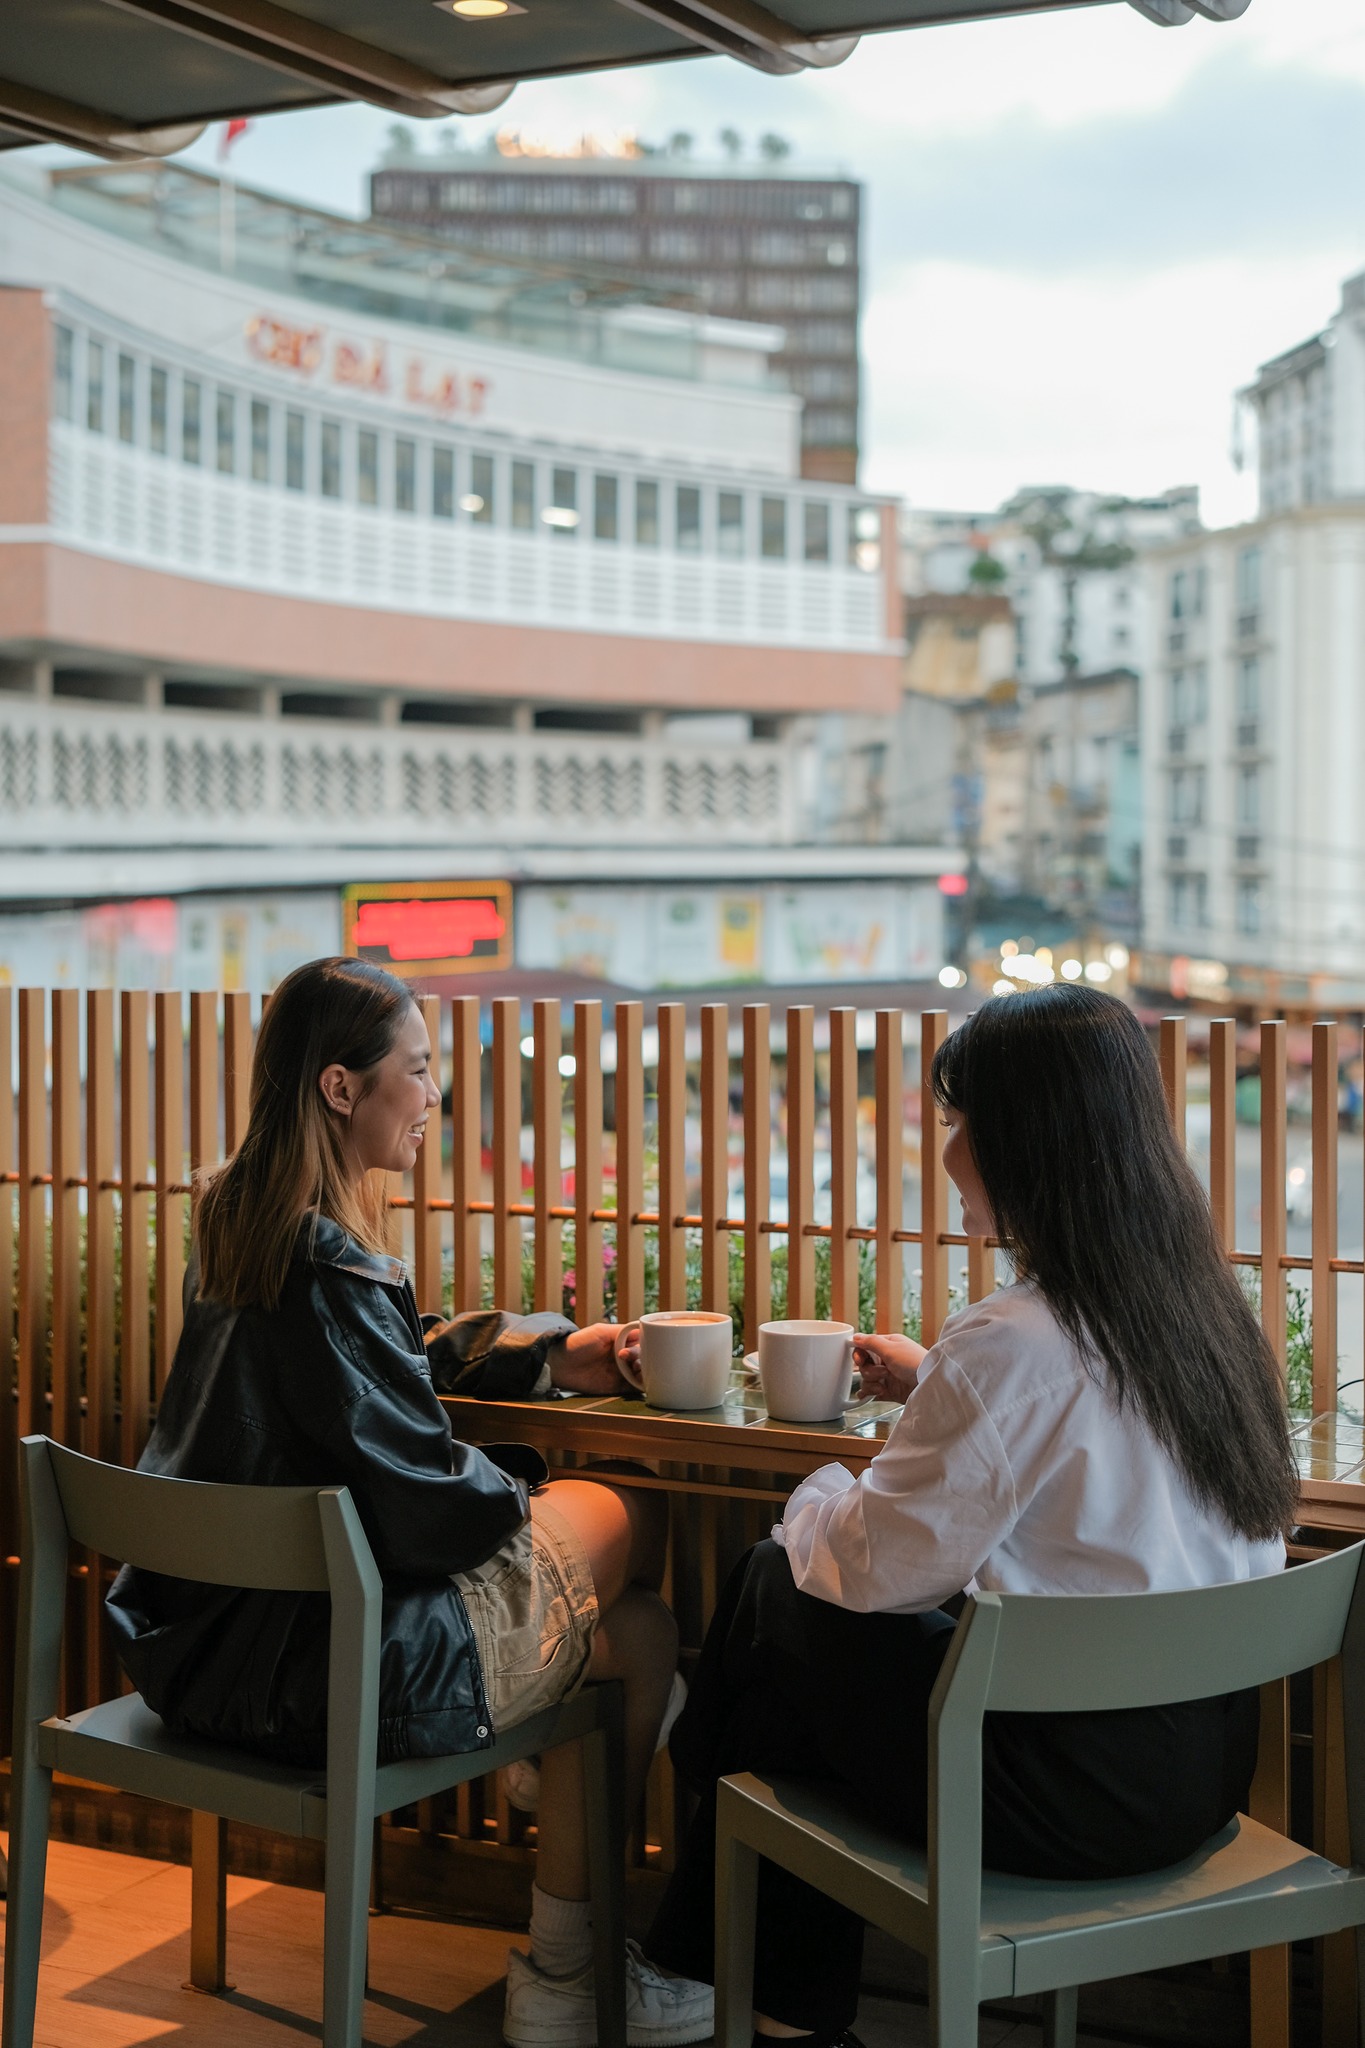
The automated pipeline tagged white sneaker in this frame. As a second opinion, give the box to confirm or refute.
[501,1674,690,1817]
[503,1939,715,2048]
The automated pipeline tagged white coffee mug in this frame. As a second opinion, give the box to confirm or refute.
[618,1311,733,1410]
[757,1319,862,1423]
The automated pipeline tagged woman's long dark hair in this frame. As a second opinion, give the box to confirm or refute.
[932,985,1297,1542]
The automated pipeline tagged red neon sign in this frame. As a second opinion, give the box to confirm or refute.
[352,896,506,963]
[938,873,969,897]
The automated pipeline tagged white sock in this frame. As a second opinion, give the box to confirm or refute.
[529,1884,593,1979]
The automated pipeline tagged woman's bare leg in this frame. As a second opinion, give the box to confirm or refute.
[532,1479,677,1901]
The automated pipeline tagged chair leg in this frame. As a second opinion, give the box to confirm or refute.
[582,1688,628,2048]
[322,1804,374,2048]
[1041,1985,1079,2048]
[714,1786,760,2048]
[186,1811,234,1993]
[0,1758,54,2048]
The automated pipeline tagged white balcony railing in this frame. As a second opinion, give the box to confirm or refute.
[0,693,797,851]
[47,427,888,653]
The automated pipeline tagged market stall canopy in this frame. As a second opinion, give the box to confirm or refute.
[0,0,1253,160]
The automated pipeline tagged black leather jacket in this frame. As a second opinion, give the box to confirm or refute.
[106,1216,574,1766]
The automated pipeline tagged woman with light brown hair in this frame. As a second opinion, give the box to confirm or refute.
[107,955,711,2048]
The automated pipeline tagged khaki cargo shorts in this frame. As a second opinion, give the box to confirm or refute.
[451,1491,600,1733]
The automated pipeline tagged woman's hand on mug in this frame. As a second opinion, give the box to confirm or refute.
[547,1323,634,1396]
[853,1332,927,1402]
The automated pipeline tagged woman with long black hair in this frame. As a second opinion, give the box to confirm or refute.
[108,957,712,2048]
[647,984,1298,2048]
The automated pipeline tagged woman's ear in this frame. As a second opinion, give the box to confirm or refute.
[318,1063,354,1118]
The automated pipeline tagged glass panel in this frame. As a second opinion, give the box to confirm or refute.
[548,466,578,536]
[395,436,417,513]
[1237,655,1260,719]
[803,501,830,562]
[53,325,74,421]
[86,340,104,432]
[357,428,378,506]
[676,485,701,553]
[470,452,495,523]
[760,496,787,560]
[150,366,168,455]
[1236,547,1261,611]
[433,445,455,519]
[182,378,201,465]
[635,479,659,547]
[594,474,618,542]
[118,354,136,444]
[250,399,270,482]
[216,390,236,474]
[286,409,306,491]
[1170,570,1186,621]
[718,491,744,558]
[320,420,342,499]
[511,459,535,530]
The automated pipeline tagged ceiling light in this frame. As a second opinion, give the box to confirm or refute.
[436,0,524,16]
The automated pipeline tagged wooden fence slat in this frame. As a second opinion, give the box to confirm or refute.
[615,1001,644,1327]
[828,1007,859,1327]
[1209,1017,1237,1254]
[491,997,521,1312]
[656,1003,687,1312]
[786,1007,815,1321]
[742,1005,771,1355]
[574,1002,604,1326]
[0,988,14,1542]
[451,997,482,1312]
[155,993,186,1396]
[17,988,47,1444]
[223,991,252,1154]
[875,1009,903,1333]
[919,1010,950,1345]
[412,993,443,1316]
[533,1000,564,1315]
[1260,1020,1288,1378]
[189,991,219,1196]
[1160,1015,1187,1142]
[50,988,82,1448]
[120,991,152,1466]
[700,1005,729,1318]
[1312,1020,1340,1416]
[85,988,117,1706]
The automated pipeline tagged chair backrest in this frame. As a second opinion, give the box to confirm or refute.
[35,1436,337,1592]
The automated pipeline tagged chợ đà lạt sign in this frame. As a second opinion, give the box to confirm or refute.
[344,881,512,979]
[245,314,491,419]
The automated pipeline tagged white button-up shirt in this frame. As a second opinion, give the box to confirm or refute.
[775,1279,1286,1612]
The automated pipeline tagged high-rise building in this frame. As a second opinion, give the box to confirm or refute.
[370,140,862,486]
[1241,266,1365,515]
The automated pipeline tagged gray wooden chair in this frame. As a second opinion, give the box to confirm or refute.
[2,1435,627,2048]
[716,1544,1365,2048]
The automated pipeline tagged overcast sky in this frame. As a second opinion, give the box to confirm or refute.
[176,0,1365,523]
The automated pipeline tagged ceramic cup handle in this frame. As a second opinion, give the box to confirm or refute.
[615,1321,645,1392]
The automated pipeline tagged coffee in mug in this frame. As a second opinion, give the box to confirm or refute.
[757,1319,858,1422]
[619,1311,733,1410]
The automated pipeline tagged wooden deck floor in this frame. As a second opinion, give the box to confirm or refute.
[0,1832,1229,2048]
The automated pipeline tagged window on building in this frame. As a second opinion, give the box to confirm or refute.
[1194,874,1209,926]
[634,479,660,546]
[1192,565,1207,617]
[803,501,830,563]
[216,390,236,474]
[118,354,136,444]
[548,467,578,536]
[357,429,378,506]
[182,378,202,465]
[1169,875,1188,929]
[1237,879,1262,935]
[1236,545,1262,612]
[320,420,342,500]
[86,340,105,433]
[53,324,74,421]
[676,485,702,553]
[1170,768,1206,826]
[760,496,787,560]
[250,399,270,482]
[511,459,535,530]
[849,504,881,571]
[150,367,168,455]
[718,491,744,559]
[1237,766,1260,827]
[433,445,455,520]
[1169,570,1186,621]
[594,474,618,542]
[395,438,417,513]
[286,410,306,492]
[470,452,495,523]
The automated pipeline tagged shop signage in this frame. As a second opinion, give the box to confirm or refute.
[245,315,492,419]
[344,880,512,978]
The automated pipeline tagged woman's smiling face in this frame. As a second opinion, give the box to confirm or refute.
[320,1000,440,1176]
